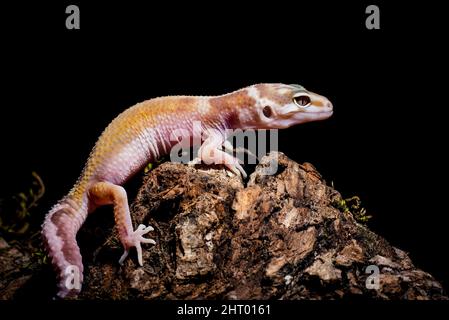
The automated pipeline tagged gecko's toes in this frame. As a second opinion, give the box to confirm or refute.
[119,249,129,265]
[144,225,154,233]
[140,238,156,244]
[133,224,156,245]
[135,243,143,266]
[120,224,156,265]
[226,163,247,179]
[136,224,154,234]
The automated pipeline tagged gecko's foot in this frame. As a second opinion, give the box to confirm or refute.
[188,157,247,178]
[119,224,156,266]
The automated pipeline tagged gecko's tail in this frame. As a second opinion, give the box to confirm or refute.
[41,194,88,298]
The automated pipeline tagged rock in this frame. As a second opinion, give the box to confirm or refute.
[335,240,364,267]
[0,237,9,249]
[369,255,401,269]
[305,250,342,282]
[78,152,446,300]
[0,243,33,299]
[0,152,447,300]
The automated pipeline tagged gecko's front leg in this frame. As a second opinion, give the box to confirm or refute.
[196,130,247,178]
[88,182,156,266]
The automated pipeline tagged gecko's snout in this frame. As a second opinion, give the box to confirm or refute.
[316,92,333,114]
[321,100,334,118]
[306,93,333,121]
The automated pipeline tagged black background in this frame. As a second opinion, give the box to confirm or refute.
[1,0,448,300]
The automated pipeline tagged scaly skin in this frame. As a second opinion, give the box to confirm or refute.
[41,83,333,297]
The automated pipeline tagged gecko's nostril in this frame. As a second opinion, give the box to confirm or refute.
[327,102,333,110]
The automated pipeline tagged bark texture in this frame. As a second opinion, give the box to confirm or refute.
[1,152,447,300]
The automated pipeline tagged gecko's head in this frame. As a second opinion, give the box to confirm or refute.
[241,83,333,129]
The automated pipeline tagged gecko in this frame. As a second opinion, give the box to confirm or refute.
[41,83,333,297]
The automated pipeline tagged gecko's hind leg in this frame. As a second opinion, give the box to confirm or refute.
[88,181,156,266]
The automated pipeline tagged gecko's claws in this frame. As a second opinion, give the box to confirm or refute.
[119,223,156,266]
[227,163,247,179]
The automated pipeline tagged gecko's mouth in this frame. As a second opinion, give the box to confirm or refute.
[290,110,333,123]
[314,111,334,119]
[305,110,333,116]
[317,111,333,116]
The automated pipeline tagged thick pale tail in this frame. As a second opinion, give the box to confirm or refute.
[41,195,88,298]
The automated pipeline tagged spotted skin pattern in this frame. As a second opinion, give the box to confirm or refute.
[41,83,333,297]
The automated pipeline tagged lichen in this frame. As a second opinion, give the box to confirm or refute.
[144,157,166,173]
[332,195,372,224]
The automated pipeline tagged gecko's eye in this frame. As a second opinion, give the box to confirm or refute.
[293,95,311,108]
[263,106,273,118]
